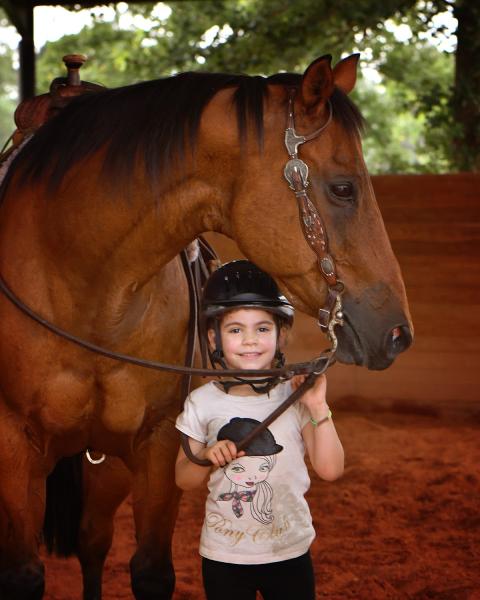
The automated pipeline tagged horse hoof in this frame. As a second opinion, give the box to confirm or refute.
[130,553,175,600]
[0,560,45,600]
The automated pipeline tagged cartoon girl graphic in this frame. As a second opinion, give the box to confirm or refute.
[216,418,283,525]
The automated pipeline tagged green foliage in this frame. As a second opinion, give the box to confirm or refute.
[354,15,455,173]
[0,8,17,147]
[0,0,471,172]
[130,0,418,74]
[356,78,452,174]
[0,55,16,149]
[37,24,148,92]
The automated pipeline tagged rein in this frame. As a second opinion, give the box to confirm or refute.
[0,271,329,379]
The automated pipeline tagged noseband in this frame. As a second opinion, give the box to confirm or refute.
[283,89,344,351]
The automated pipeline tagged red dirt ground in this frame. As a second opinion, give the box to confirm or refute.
[42,408,480,599]
[41,175,480,599]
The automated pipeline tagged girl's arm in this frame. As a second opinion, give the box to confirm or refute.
[175,438,211,491]
[292,375,345,481]
[175,437,245,491]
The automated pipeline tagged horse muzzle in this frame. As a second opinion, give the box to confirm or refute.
[332,294,413,370]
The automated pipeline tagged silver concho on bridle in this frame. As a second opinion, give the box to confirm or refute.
[284,158,309,192]
[283,92,344,352]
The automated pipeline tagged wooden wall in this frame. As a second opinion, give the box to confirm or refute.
[204,174,480,415]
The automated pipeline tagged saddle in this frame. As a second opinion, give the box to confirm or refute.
[1,54,105,161]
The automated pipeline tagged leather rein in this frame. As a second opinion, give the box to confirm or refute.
[0,268,329,380]
[0,87,344,465]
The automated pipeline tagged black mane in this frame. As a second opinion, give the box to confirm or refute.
[4,70,364,196]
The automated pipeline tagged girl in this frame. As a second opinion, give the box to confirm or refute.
[175,260,344,600]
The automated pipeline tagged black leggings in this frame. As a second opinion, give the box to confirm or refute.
[202,551,315,600]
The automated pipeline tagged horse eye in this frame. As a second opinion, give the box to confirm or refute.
[329,182,355,203]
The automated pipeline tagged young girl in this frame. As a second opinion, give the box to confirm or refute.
[175,260,344,600]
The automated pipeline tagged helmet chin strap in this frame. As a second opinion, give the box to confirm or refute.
[210,318,285,394]
[219,377,281,394]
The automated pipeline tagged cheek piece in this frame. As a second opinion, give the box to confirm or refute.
[209,317,286,394]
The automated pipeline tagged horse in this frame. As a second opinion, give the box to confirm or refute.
[0,53,412,600]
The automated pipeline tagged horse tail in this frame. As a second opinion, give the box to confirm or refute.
[43,453,83,557]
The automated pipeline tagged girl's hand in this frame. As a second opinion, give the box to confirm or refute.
[290,374,307,391]
[292,374,328,416]
[204,440,245,467]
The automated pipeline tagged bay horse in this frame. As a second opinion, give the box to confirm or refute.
[0,54,412,599]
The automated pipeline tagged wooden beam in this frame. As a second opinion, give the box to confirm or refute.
[1,0,35,99]
[1,0,29,35]
[19,8,35,99]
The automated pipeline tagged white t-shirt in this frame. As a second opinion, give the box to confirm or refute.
[175,380,315,565]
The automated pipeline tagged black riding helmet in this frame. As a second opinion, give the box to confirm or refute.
[201,260,294,392]
[202,260,294,325]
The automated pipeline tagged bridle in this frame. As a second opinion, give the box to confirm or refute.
[0,85,344,465]
[283,89,344,352]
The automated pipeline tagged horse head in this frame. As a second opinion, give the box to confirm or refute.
[213,54,412,370]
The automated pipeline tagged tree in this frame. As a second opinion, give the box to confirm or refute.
[2,0,476,172]
[358,7,455,172]
[452,0,480,171]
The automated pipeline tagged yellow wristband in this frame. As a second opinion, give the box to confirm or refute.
[310,409,332,427]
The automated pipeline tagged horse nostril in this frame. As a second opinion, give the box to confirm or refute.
[392,326,402,343]
[387,324,412,356]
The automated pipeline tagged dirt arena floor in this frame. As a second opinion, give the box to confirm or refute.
[41,174,480,599]
[41,406,480,599]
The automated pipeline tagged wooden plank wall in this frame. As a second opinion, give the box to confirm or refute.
[204,174,480,415]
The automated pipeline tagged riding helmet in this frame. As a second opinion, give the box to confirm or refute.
[201,260,294,325]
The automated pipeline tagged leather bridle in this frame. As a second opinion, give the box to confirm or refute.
[283,89,344,352]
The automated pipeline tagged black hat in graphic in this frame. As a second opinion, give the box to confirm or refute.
[217,417,283,456]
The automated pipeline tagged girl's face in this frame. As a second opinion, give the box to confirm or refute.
[224,456,272,488]
[208,308,278,371]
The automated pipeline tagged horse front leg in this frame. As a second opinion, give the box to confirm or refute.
[77,456,133,600]
[0,406,47,600]
[129,418,182,600]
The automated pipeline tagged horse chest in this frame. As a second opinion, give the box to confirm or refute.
[96,370,147,434]
[36,368,146,436]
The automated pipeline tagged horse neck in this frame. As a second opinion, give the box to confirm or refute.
[0,168,230,325]
[63,176,226,265]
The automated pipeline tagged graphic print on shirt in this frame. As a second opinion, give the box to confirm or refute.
[215,417,283,525]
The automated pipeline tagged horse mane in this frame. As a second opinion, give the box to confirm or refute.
[2,70,364,198]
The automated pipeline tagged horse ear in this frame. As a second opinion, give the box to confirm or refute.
[300,54,334,115]
[332,53,360,95]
